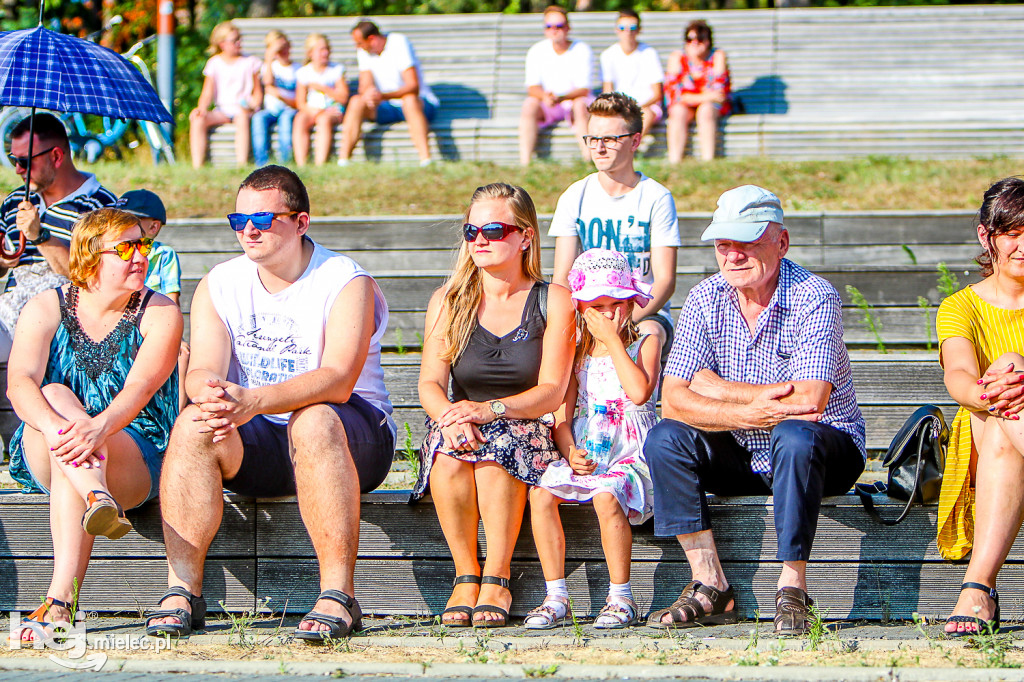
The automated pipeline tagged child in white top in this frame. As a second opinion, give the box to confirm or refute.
[189,21,262,168]
[293,33,349,166]
[526,248,660,630]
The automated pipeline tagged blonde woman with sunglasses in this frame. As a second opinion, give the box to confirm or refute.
[7,208,182,645]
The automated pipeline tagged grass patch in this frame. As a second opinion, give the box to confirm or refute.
[12,156,1020,219]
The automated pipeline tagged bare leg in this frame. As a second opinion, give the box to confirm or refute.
[401,94,432,163]
[570,97,591,162]
[666,103,695,164]
[17,384,150,642]
[290,405,362,632]
[658,529,734,624]
[292,110,316,167]
[149,405,242,627]
[518,97,543,166]
[313,109,342,166]
[639,106,659,142]
[189,110,231,169]
[473,462,527,622]
[177,342,190,412]
[528,487,566,581]
[430,453,481,624]
[233,109,253,166]
[338,95,370,162]
[946,390,1024,632]
[593,493,632,585]
[694,102,720,161]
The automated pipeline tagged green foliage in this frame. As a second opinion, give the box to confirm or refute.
[402,421,419,477]
[902,244,917,265]
[846,285,886,354]
[918,295,933,351]
[937,262,961,300]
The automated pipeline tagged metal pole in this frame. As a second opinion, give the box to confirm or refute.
[157,0,176,154]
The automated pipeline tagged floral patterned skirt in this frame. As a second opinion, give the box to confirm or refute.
[412,416,562,499]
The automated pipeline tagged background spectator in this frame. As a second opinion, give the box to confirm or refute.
[293,33,349,167]
[600,9,663,146]
[664,19,731,162]
[189,21,262,168]
[252,30,299,167]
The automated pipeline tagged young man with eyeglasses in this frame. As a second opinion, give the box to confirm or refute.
[0,113,116,359]
[600,9,664,145]
[549,92,680,362]
[519,5,594,166]
[147,165,395,643]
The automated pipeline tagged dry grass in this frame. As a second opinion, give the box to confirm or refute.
[3,156,1018,219]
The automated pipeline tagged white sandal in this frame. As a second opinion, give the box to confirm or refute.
[523,595,571,630]
[594,595,640,629]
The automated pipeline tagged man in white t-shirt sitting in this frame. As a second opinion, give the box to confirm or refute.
[550,93,681,362]
[146,166,395,643]
[600,9,664,146]
[338,20,439,166]
[519,5,594,166]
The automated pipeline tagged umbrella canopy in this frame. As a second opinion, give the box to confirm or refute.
[0,25,171,123]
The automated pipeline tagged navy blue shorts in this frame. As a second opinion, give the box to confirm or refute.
[375,98,438,124]
[223,394,395,498]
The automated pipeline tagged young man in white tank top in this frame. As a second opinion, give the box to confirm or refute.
[147,166,394,642]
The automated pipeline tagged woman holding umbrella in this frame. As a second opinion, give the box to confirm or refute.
[7,208,181,643]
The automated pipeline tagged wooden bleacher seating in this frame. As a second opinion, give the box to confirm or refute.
[0,209,986,619]
[201,5,1024,165]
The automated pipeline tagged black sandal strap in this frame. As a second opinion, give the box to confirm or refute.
[316,589,356,609]
[159,586,200,604]
[453,574,482,587]
[47,597,73,611]
[961,582,999,602]
[480,576,509,589]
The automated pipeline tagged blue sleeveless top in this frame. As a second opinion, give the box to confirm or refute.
[8,285,179,493]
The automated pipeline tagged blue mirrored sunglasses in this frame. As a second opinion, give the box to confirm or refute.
[226,211,298,231]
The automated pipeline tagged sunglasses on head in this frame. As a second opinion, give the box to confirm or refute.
[686,34,704,42]
[226,211,299,231]
[617,24,639,32]
[103,237,153,261]
[7,146,56,169]
[463,222,521,242]
[545,22,567,30]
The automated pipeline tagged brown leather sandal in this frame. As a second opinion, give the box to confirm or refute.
[646,580,737,629]
[775,586,814,636]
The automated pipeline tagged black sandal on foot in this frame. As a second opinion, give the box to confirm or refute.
[775,586,814,636]
[440,574,480,628]
[945,582,1000,638]
[647,580,737,629]
[293,589,363,642]
[9,597,73,644]
[145,587,206,638]
[472,576,511,628]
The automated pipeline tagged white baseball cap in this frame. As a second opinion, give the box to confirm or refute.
[700,185,785,242]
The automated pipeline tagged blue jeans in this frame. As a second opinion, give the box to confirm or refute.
[644,419,864,561]
[251,108,296,166]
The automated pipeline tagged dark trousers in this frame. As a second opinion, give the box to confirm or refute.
[644,419,864,561]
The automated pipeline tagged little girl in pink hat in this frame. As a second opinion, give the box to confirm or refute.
[525,248,660,629]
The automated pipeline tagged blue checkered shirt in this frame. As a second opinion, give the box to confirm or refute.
[665,259,866,473]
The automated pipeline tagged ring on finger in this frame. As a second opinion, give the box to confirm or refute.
[457,434,469,446]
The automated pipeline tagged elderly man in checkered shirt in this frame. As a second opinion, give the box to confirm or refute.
[643,185,866,636]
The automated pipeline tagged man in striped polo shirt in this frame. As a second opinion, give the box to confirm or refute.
[0,113,117,358]
[643,185,866,636]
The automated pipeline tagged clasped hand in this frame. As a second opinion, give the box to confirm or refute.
[437,400,496,453]
[979,362,1024,419]
[745,383,821,430]
[192,379,256,443]
[47,417,108,468]
[567,446,596,476]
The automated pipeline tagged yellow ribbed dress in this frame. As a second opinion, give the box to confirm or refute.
[936,286,1024,560]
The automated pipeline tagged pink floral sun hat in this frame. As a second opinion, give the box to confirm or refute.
[567,248,654,309]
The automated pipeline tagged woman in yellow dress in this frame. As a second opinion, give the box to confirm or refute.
[937,176,1024,636]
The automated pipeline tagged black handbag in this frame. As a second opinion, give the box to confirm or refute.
[855,404,948,525]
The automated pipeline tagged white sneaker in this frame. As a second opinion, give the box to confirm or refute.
[337,158,350,167]
[419,158,433,167]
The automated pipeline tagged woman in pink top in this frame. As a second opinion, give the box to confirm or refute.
[189,21,263,168]
[664,20,731,163]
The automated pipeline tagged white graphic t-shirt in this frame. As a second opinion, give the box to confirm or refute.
[206,238,394,435]
[549,173,681,322]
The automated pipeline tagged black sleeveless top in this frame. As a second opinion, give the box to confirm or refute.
[450,281,548,403]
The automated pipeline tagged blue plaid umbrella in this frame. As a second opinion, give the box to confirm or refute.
[0,25,171,122]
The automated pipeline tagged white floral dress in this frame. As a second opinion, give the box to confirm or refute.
[537,337,657,524]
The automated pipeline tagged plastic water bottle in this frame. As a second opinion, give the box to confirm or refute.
[584,404,613,475]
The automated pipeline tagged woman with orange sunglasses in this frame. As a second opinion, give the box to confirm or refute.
[7,208,182,644]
